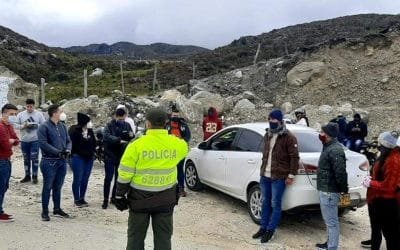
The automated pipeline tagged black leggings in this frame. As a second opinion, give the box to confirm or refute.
[368,198,400,250]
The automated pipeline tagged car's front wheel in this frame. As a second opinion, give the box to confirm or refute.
[247,184,262,224]
[185,161,202,191]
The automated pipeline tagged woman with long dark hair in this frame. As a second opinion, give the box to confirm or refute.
[362,131,400,250]
[69,113,96,207]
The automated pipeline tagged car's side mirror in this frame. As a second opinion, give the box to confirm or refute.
[198,141,209,150]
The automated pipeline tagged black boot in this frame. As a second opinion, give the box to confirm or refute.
[252,228,266,239]
[102,200,108,209]
[20,175,31,183]
[32,175,38,184]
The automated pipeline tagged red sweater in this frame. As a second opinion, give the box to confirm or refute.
[202,107,223,140]
[367,147,400,203]
[0,120,19,159]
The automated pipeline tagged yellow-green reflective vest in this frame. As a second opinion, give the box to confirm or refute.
[118,129,189,192]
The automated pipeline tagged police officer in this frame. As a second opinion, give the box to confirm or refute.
[115,107,188,250]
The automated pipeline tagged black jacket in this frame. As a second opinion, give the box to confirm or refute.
[68,125,96,159]
[103,119,134,160]
[317,139,348,193]
[346,120,368,140]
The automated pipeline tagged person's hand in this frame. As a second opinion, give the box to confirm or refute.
[114,196,129,211]
[285,177,295,185]
[362,176,371,188]
[9,139,16,144]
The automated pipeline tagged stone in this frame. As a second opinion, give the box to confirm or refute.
[281,102,293,114]
[263,103,274,108]
[319,105,333,114]
[175,95,203,123]
[90,68,104,77]
[242,91,257,101]
[190,91,224,113]
[233,99,255,116]
[87,95,99,103]
[337,103,353,116]
[380,77,389,83]
[234,71,243,78]
[287,61,326,86]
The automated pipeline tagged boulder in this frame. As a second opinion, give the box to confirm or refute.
[233,99,255,116]
[175,95,203,123]
[319,105,333,114]
[234,70,243,78]
[287,61,326,86]
[337,103,353,116]
[190,91,224,113]
[159,89,182,106]
[90,68,104,77]
[281,102,293,114]
[242,91,257,101]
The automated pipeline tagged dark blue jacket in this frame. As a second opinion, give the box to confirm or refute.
[103,119,134,160]
[38,119,72,158]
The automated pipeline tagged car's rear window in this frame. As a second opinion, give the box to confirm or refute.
[293,131,323,153]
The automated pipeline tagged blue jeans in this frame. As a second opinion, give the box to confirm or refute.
[319,191,340,250]
[40,159,67,212]
[21,141,39,176]
[71,154,94,202]
[346,139,363,152]
[177,159,185,188]
[0,160,11,214]
[260,176,286,231]
[103,158,119,201]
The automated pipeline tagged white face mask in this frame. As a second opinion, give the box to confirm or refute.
[86,121,93,129]
[60,112,67,121]
[8,115,18,124]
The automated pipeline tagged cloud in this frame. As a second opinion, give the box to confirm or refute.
[0,0,399,49]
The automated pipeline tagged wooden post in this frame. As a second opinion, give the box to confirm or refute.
[192,61,196,80]
[152,63,157,93]
[40,78,45,105]
[253,43,261,65]
[120,61,125,95]
[83,69,88,98]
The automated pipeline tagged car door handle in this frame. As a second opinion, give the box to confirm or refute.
[217,156,225,160]
[247,160,256,164]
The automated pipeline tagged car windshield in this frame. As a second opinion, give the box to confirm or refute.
[293,131,323,153]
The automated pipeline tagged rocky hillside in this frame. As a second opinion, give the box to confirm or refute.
[65,42,209,58]
[192,14,400,78]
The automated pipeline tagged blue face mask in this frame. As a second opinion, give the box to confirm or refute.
[269,122,279,130]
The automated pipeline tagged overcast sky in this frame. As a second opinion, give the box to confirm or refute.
[1,0,400,49]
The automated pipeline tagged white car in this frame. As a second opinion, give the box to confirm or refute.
[184,123,368,224]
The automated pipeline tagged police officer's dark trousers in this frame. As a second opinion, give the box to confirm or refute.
[127,209,173,250]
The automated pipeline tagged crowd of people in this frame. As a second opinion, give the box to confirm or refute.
[0,99,398,250]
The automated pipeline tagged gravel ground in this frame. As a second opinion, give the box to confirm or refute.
[0,148,378,250]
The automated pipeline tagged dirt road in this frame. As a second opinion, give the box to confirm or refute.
[1,152,374,250]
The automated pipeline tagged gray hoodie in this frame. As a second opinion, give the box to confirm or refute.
[16,110,45,142]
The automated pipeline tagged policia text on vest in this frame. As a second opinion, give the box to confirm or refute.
[115,126,188,250]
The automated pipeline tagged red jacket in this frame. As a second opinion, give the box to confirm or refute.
[367,147,400,203]
[0,120,19,159]
[202,108,222,140]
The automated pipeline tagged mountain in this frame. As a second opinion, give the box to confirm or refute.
[65,42,209,58]
[192,14,400,77]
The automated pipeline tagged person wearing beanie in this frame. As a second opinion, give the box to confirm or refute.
[116,104,136,134]
[68,112,96,207]
[315,122,348,250]
[252,109,299,243]
[345,113,368,152]
[202,107,223,140]
[115,107,188,250]
[102,108,134,209]
[361,131,400,250]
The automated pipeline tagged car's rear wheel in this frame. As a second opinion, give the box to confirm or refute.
[247,184,262,224]
[185,161,202,191]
